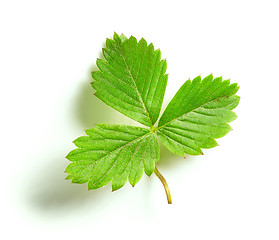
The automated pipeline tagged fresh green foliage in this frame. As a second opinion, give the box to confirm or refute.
[92,33,168,126]
[66,33,240,202]
[66,124,159,191]
[157,75,240,156]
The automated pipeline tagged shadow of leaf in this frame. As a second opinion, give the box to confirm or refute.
[27,63,121,216]
[157,141,194,171]
[75,66,114,129]
[28,154,112,216]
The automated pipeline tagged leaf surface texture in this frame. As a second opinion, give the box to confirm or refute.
[66,34,241,194]
[92,33,168,126]
[158,74,240,156]
[66,124,159,190]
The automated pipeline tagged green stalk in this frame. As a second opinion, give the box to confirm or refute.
[154,166,172,204]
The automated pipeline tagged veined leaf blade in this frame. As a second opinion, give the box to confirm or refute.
[158,74,240,156]
[66,124,159,191]
[92,33,168,126]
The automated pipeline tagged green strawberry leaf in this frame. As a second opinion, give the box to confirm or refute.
[91,33,168,127]
[66,34,240,204]
[66,124,159,191]
[157,74,240,156]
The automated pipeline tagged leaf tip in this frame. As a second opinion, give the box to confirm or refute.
[113,32,120,42]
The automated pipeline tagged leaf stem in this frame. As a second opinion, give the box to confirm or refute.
[154,166,172,204]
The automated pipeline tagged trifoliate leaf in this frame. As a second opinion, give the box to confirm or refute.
[91,33,168,127]
[66,33,240,204]
[66,124,159,191]
[157,74,240,156]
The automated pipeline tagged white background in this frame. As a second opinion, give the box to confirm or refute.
[1,0,279,239]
